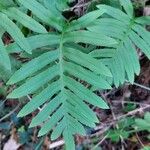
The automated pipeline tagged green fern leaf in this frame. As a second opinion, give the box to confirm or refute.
[7,50,59,84]
[119,0,133,18]
[18,80,61,117]
[7,33,60,53]
[135,16,150,25]
[88,1,150,86]
[3,7,47,33]
[0,38,11,70]
[7,64,60,98]
[67,9,106,32]
[18,0,64,31]
[0,12,32,54]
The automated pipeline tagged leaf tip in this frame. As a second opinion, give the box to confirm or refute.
[6,80,12,85]
[17,111,24,118]
[29,123,34,128]
[38,131,45,137]
[29,120,38,128]
[6,91,18,99]
[104,104,110,109]
[6,93,13,99]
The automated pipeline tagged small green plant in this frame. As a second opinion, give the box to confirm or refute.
[141,146,150,150]
[0,0,150,149]
[106,112,150,147]
[107,117,134,142]
[135,112,150,132]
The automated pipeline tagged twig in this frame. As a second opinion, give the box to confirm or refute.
[49,140,65,149]
[136,132,145,148]
[35,137,44,150]
[91,104,150,137]
[66,0,98,11]
[0,103,20,122]
[91,134,108,150]
[0,99,7,108]
[133,82,150,91]
[69,2,90,11]
[107,95,126,149]
[126,80,150,91]
[117,105,150,119]
[111,100,150,106]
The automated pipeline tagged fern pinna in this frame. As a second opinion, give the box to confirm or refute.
[0,0,150,149]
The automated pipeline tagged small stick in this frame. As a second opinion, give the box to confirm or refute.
[136,132,145,148]
[91,134,108,150]
[49,140,65,149]
[0,103,20,122]
[66,0,98,11]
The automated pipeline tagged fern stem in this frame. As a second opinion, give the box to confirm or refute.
[59,32,65,91]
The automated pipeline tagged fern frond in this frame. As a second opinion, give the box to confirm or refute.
[8,45,111,149]
[5,0,150,149]
[6,2,118,148]
[89,0,150,86]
